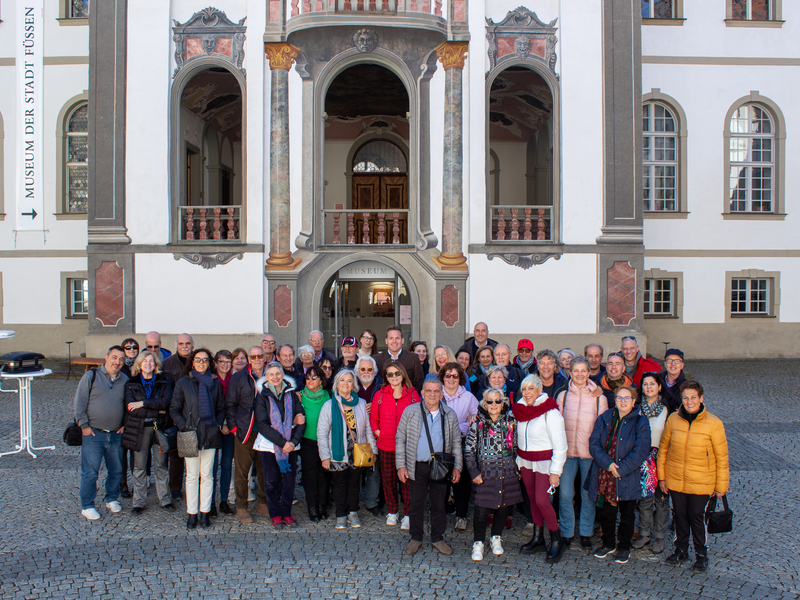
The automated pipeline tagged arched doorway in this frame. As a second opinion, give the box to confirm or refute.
[322,64,411,246]
[319,260,412,354]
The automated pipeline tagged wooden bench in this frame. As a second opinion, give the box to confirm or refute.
[71,358,105,373]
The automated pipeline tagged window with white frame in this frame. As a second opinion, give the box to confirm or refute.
[643,103,678,211]
[68,278,88,317]
[644,278,674,316]
[641,0,675,18]
[731,278,769,315]
[731,0,771,20]
[66,103,89,213]
[729,104,773,212]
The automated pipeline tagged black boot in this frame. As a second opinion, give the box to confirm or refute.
[218,501,234,515]
[187,514,198,529]
[308,506,321,523]
[545,529,566,564]
[209,503,218,518]
[199,512,211,528]
[520,525,547,554]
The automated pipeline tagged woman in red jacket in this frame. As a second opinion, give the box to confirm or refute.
[370,361,420,530]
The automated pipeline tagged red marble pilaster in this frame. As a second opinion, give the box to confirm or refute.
[607,261,636,326]
[274,285,293,327]
[95,261,125,327]
[441,286,459,328]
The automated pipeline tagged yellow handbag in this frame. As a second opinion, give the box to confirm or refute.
[340,404,375,467]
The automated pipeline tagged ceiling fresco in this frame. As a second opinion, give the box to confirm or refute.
[181,68,242,142]
[489,66,552,142]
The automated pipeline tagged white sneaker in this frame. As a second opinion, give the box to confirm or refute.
[491,535,504,555]
[400,516,410,530]
[347,511,362,528]
[386,512,399,526]
[105,501,122,513]
[81,508,101,520]
[471,541,484,561]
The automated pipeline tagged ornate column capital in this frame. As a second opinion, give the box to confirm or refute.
[264,43,299,71]
[435,42,469,71]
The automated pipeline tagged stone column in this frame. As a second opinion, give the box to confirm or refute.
[264,43,302,270]
[432,42,469,271]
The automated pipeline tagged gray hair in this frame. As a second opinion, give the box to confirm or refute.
[495,343,511,354]
[332,369,360,396]
[570,355,591,372]
[277,344,295,356]
[310,330,324,339]
[355,355,377,372]
[298,344,314,359]
[485,365,508,380]
[584,343,604,356]
[481,387,506,410]
[265,361,283,374]
[520,373,543,393]
[537,349,558,363]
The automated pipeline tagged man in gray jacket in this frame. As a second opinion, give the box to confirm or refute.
[396,375,462,556]
[74,346,129,520]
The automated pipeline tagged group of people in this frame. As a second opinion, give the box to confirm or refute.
[74,324,729,571]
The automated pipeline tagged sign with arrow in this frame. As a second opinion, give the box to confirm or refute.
[15,1,45,232]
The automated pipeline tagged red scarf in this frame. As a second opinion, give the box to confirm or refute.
[511,397,558,422]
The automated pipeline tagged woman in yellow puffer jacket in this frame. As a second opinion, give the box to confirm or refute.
[657,380,728,574]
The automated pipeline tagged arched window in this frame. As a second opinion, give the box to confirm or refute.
[642,102,677,212]
[352,140,407,173]
[66,103,89,213]
[729,104,774,212]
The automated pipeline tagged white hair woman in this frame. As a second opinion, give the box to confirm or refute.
[512,374,568,563]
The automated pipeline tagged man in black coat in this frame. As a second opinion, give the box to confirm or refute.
[162,333,194,500]
[278,344,305,390]
[457,322,498,363]
[226,346,270,523]
[660,348,687,413]
[374,326,424,391]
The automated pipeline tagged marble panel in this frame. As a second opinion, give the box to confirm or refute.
[496,37,545,59]
[274,285,293,327]
[607,261,636,326]
[95,261,125,327]
[441,285,459,328]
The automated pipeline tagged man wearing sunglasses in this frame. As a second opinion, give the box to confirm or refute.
[144,331,172,362]
[225,346,271,523]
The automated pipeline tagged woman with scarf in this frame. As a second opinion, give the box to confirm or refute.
[119,337,140,498]
[585,386,651,564]
[298,365,331,522]
[121,350,174,514]
[371,361,420,529]
[437,362,478,531]
[465,388,522,561]
[211,350,235,516]
[253,362,305,528]
[631,372,671,553]
[512,374,568,563]
[317,369,378,529]
[170,348,226,529]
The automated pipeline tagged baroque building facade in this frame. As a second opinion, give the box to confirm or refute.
[0,0,796,358]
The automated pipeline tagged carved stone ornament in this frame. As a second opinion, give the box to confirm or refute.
[264,43,299,71]
[353,29,379,53]
[486,7,558,72]
[174,252,244,270]
[436,42,469,71]
[487,252,561,270]
[173,7,247,79]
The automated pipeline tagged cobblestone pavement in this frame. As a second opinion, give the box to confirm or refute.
[0,360,798,599]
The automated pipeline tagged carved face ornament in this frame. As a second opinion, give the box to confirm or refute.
[353,29,378,53]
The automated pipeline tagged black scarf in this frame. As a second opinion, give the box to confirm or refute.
[193,369,216,428]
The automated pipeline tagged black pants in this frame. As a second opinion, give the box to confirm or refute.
[409,461,448,543]
[597,499,636,550]
[473,506,509,544]
[670,491,708,556]
[331,466,362,517]
[300,440,328,511]
[452,470,472,519]
[260,451,298,519]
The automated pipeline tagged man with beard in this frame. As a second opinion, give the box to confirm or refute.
[356,355,384,516]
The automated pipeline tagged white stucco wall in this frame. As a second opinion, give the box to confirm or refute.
[1,257,87,324]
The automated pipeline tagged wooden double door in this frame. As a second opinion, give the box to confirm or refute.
[352,175,408,244]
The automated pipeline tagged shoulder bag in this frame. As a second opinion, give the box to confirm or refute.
[64,369,97,446]
[705,495,733,534]
[339,402,374,468]
[176,389,199,458]
[421,402,455,482]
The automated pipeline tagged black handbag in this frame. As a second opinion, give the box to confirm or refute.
[155,424,178,454]
[64,369,97,446]
[420,402,455,482]
[705,496,733,534]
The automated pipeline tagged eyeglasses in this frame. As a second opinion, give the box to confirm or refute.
[193,358,210,364]
[386,371,402,378]
[321,365,333,371]
[443,373,459,380]
[608,352,624,359]
[621,336,637,342]
[262,340,276,345]
[145,345,160,350]
[361,336,374,342]
[359,367,374,373]
[307,375,320,381]
[124,346,137,351]
[665,359,683,365]
[422,389,442,394]
[217,360,231,366]
[616,396,633,402]
[484,399,504,405]
[310,338,323,343]
[249,354,266,360]
[518,348,532,352]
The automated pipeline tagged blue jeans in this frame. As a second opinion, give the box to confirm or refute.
[212,432,235,504]
[80,429,123,509]
[559,457,594,538]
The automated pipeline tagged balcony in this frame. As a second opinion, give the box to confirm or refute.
[322,207,410,246]
[179,205,241,242]
[489,205,553,242]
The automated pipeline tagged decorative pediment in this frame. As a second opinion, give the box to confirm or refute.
[486,7,558,72]
[487,252,561,270]
[172,8,247,78]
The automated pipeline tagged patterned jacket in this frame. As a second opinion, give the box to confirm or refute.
[465,410,523,509]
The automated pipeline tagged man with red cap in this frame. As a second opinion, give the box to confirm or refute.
[514,339,537,374]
